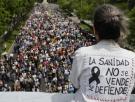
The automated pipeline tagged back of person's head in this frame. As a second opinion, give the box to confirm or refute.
[93,4,128,41]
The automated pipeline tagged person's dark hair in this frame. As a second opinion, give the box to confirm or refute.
[93,4,128,41]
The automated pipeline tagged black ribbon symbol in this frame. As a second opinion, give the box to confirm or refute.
[89,66,100,85]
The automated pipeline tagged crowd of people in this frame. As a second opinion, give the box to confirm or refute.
[0,4,96,92]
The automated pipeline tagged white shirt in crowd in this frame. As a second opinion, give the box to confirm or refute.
[69,40,135,102]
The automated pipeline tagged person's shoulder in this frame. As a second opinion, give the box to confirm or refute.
[75,46,94,55]
[77,46,90,51]
[120,48,135,58]
[75,47,86,54]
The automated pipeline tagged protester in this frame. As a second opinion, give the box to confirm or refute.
[69,4,134,102]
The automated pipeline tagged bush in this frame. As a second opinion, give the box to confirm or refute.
[127,8,135,49]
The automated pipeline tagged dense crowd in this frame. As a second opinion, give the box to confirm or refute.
[0,4,96,92]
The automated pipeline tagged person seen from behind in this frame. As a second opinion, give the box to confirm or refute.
[69,4,134,102]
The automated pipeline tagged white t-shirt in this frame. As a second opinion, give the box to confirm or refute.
[69,40,135,102]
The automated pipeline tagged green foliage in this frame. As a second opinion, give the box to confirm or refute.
[75,0,91,19]
[57,0,110,19]
[79,23,92,32]
[0,0,37,55]
[57,0,73,11]
[0,7,11,36]
[0,0,36,36]
[127,8,135,49]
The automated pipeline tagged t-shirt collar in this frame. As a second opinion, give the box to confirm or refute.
[96,40,120,48]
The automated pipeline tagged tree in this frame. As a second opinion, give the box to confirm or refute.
[57,0,110,19]
[127,8,135,49]
[0,0,36,36]
[128,0,135,10]
[57,0,73,12]
[0,7,11,36]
